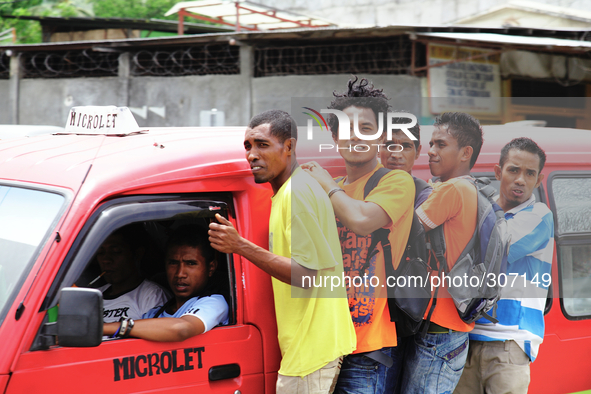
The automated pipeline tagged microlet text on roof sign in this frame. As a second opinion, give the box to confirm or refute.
[64,106,143,135]
[69,109,117,131]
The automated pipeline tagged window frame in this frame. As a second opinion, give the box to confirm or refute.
[0,180,71,328]
[547,170,591,321]
[33,193,237,350]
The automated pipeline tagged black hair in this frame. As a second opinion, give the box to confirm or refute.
[389,109,420,150]
[111,222,147,251]
[166,225,215,264]
[434,112,483,169]
[327,76,390,140]
[499,137,547,172]
[248,109,298,142]
[165,224,225,299]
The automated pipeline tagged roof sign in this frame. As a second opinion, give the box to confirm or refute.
[64,106,145,136]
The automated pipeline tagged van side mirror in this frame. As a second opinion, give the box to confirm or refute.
[57,287,103,347]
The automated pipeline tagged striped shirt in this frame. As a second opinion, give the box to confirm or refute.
[469,194,554,361]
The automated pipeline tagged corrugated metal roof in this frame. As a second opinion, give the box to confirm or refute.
[415,32,591,51]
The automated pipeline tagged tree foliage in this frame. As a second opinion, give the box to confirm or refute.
[93,0,179,20]
[0,0,183,44]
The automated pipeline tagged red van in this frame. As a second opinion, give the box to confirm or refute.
[0,107,590,393]
[300,123,591,394]
[0,107,281,393]
[409,125,591,394]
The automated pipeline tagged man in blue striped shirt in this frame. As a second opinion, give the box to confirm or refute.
[455,137,554,394]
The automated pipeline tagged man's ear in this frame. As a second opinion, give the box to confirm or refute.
[535,172,545,188]
[460,145,473,164]
[415,144,422,160]
[284,137,296,155]
[494,164,502,180]
[208,260,218,277]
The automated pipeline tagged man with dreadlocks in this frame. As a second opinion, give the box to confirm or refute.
[303,76,415,393]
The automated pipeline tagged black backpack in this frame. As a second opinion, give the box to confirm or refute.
[361,168,432,338]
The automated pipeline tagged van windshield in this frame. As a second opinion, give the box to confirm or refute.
[0,185,65,323]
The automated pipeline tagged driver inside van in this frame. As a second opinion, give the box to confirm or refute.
[96,223,169,323]
[103,225,229,341]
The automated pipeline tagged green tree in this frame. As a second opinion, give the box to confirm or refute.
[0,0,43,44]
[0,0,94,43]
[0,0,204,44]
[92,0,179,20]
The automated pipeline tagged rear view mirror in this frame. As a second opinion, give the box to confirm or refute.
[57,287,103,347]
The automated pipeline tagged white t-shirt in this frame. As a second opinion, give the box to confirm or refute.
[143,294,229,333]
[99,279,169,323]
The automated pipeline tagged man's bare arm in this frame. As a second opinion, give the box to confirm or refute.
[208,214,314,288]
[302,162,390,236]
[103,315,205,342]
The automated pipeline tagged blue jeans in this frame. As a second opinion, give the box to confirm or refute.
[334,346,402,394]
[400,331,469,394]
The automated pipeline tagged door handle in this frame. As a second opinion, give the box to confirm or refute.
[209,363,240,381]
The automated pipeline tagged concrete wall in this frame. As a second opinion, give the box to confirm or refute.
[0,80,10,123]
[10,75,250,128]
[4,72,421,128]
[127,75,250,127]
[18,77,121,126]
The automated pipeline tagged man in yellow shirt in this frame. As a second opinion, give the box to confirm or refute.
[209,109,356,394]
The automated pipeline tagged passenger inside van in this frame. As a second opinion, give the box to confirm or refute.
[102,225,229,342]
[96,223,169,323]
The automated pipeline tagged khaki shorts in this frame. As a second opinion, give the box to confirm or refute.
[454,340,531,394]
[276,357,343,394]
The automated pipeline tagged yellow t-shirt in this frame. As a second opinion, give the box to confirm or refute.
[416,176,477,332]
[269,167,356,377]
[337,164,414,353]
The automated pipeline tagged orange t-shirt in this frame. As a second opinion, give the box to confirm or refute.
[337,164,414,352]
[416,176,477,332]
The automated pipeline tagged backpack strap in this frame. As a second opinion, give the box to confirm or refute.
[359,168,391,274]
[154,298,175,318]
[363,167,390,199]
[414,177,429,199]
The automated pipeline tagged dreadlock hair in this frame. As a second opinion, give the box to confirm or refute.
[327,76,391,140]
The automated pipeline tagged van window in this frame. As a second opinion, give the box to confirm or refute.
[32,194,236,350]
[549,174,591,319]
[0,185,66,327]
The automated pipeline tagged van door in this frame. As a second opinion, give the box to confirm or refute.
[530,171,591,394]
[7,194,265,393]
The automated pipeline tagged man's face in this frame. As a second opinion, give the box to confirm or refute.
[495,149,544,211]
[380,130,421,174]
[166,245,216,303]
[96,233,136,286]
[244,123,291,185]
[334,106,384,167]
[428,126,467,182]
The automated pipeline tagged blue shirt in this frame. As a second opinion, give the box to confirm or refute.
[143,294,229,333]
[470,195,554,361]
